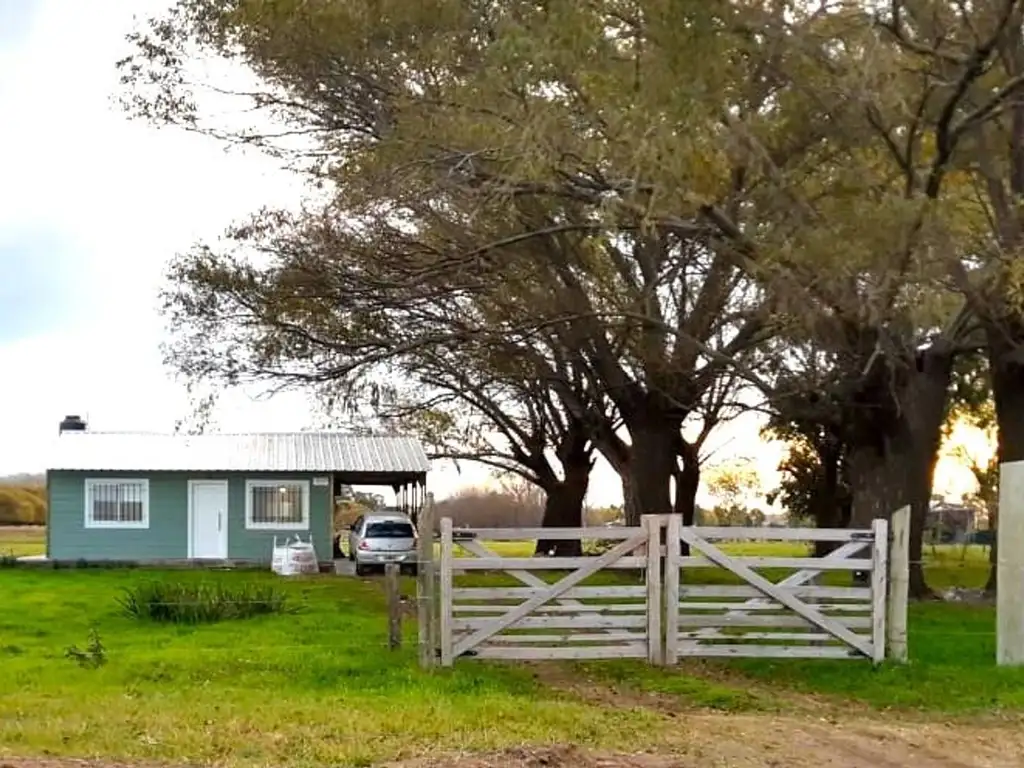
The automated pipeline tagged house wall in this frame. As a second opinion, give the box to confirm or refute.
[47,471,333,562]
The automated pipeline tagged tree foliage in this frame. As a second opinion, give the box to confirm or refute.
[116,1,1024,595]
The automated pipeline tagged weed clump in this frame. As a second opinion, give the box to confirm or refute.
[119,580,296,624]
[65,628,106,668]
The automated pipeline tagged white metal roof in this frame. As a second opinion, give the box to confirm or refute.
[48,432,430,475]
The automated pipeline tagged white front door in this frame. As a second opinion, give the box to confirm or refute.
[189,481,229,559]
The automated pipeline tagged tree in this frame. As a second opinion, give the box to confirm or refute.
[433,486,543,528]
[119,0,892,529]
[878,0,1024,468]
[704,459,763,511]
[120,0,1009,577]
[764,410,853,554]
[338,341,602,555]
[702,459,766,527]
[743,0,1024,596]
[837,0,1024,595]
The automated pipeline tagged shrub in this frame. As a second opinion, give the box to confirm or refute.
[118,580,297,624]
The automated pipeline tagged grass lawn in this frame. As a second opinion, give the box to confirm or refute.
[0,537,1015,766]
[0,569,673,766]
[585,599,1017,714]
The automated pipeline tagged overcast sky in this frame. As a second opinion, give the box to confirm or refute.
[0,0,558,503]
[0,0,984,507]
[0,1,333,466]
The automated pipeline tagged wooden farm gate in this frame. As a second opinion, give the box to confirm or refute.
[664,516,892,663]
[426,510,909,667]
[437,517,662,664]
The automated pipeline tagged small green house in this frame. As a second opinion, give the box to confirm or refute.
[44,417,430,565]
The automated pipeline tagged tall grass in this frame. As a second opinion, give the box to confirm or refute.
[118,580,297,623]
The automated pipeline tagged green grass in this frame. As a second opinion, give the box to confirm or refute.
[0,569,669,766]
[0,526,44,558]
[0,537,1012,765]
[584,601,1019,715]
[725,601,1016,712]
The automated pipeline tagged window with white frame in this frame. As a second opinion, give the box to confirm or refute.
[245,480,310,530]
[84,479,150,528]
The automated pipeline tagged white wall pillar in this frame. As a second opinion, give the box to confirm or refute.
[998,460,1024,665]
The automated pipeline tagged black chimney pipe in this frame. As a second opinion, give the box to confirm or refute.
[59,415,87,434]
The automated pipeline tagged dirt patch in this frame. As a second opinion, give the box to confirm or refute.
[382,746,684,767]
[382,716,1024,767]
[381,663,1024,768]
[4,717,1023,768]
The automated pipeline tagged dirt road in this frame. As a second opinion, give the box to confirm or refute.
[386,712,1024,767]
[4,711,1022,768]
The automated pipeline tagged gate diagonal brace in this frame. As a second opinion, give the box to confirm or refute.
[678,529,874,658]
[451,532,648,658]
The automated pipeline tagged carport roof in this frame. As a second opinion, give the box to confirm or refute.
[48,431,430,477]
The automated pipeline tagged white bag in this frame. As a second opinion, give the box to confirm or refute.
[271,535,319,576]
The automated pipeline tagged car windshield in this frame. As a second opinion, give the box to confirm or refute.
[365,521,415,538]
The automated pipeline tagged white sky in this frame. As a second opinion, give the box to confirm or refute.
[0,0,986,508]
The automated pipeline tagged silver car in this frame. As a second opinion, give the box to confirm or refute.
[347,513,418,575]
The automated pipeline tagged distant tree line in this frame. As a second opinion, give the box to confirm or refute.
[0,483,46,526]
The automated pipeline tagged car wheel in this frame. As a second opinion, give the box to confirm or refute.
[354,562,367,577]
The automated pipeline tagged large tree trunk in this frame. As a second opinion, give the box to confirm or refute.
[675,439,699,555]
[534,471,589,557]
[621,473,638,527]
[622,411,681,525]
[675,439,700,526]
[988,325,1024,462]
[985,525,998,596]
[535,422,593,558]
[846,349,952,597]
[846,440,912,527]
[905,349,954,599]
[813,438,845,557]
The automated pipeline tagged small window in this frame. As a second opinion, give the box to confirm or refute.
[84,479,149,529]
[245,480,310,530]
[365,521,415,538]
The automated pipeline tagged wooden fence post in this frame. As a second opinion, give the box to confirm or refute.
[643,515,663,666]
[385,562,401,650]
[887,505,910,663]
[870,517,889,664]
[439,517,454,667]
[417,492,437,669]
[998,460,1024,665]
[664,513,681,665]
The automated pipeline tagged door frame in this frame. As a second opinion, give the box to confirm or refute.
[187,479,230,559]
